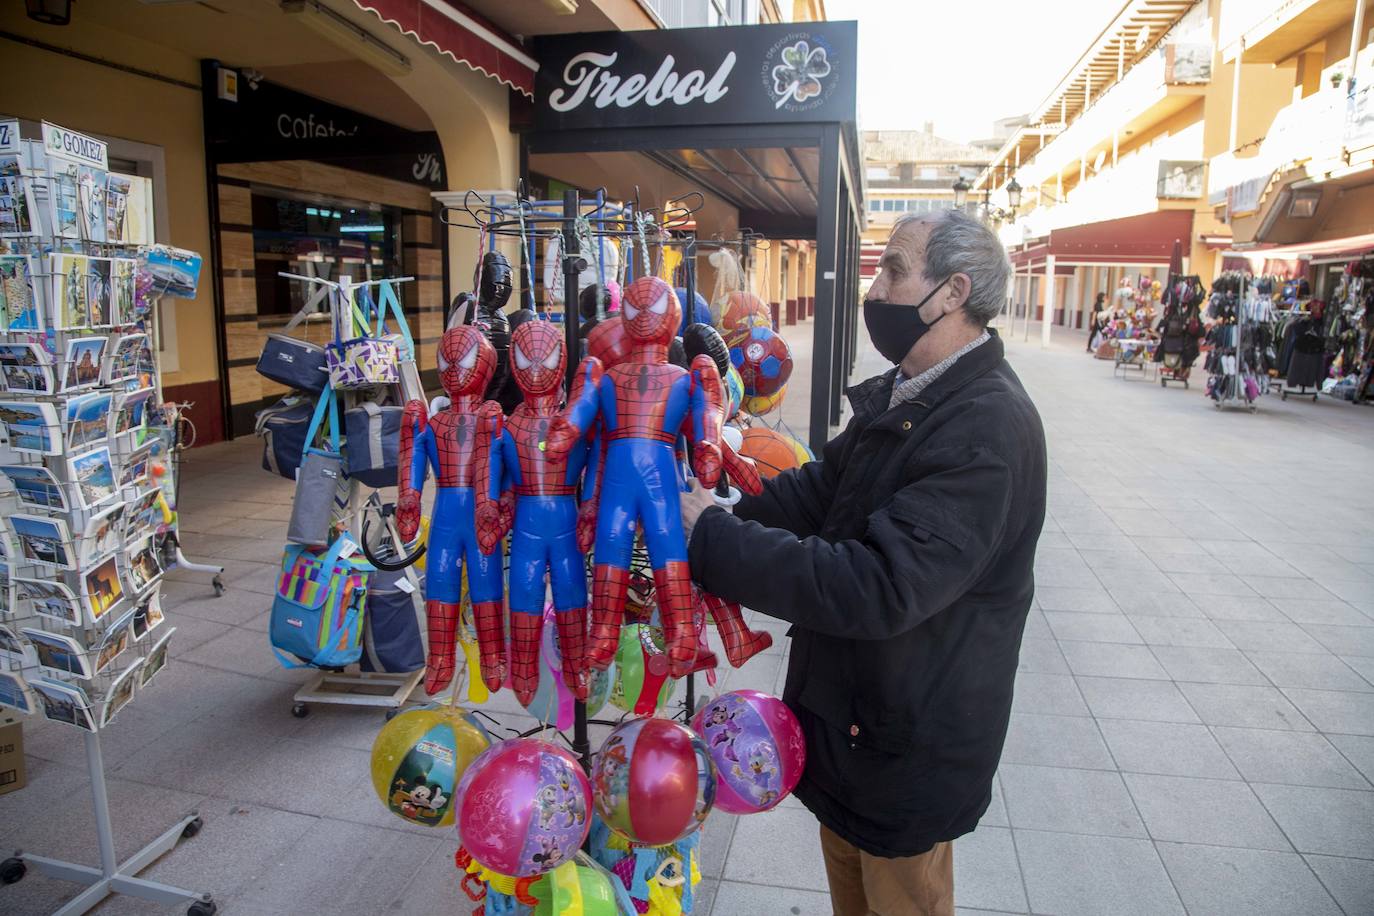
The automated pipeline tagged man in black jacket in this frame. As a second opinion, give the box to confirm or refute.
[684,209,1047,916]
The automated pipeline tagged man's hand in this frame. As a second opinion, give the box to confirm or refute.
[681,478,726,542]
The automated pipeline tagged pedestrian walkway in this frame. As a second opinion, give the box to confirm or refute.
[2,321,1372,915]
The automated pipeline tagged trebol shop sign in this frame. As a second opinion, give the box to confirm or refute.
[532,21,857,131]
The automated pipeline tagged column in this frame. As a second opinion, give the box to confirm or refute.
[766,243,784,328]
[784,243,801,327]
[1042,255,1056,349]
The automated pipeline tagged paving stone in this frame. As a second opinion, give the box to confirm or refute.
[1124,772,1290,850]
[1326,733,1374,786]
[953,826,1028,913]
[722,802,827,891]
[1034,586,1118,613]
[998,764,1145,838]
[711,881,834,915]
[1156,843,1342,916]
[1282,687,1374,735]
[1178,682,1314,731]
[1251,783,1374,858]
[1015,638,1069,675]
[1015,829,1183,916]
[1212,727,1367,789]
[1001,713,1115,770]
[1045,611,1143,643]
[1303,854,1374,916]
[1304,623,1374,658]
[1076,676,1200,723]
[1097,719,1238,779]
[1245,650,1373,691]
[1059,641,1168,679]
[1010,672,1089,717]
[1111,590,1204,617]
[1212,619,1329,653]
[1194,594,1287,622]
[1150,645,1268,685]
[1269,597,1372,624]
[1129,616,1234,648]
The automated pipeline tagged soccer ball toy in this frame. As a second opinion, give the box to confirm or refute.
[691,690,805,814]
[455,738,592,877]
[370,704,492,828]
[728,325,793,397]
[592,717,715,846]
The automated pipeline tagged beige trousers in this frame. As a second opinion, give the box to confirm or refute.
[818,823,954,916]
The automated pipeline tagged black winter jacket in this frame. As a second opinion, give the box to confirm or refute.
[689,332,1047,857]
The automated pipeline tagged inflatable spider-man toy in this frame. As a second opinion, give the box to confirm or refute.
[473,320,595,706]
[547,276,726,677]
[397,326,507,695]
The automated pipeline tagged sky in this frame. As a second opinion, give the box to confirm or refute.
[826,0,1126,145]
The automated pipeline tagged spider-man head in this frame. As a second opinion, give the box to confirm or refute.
[584,315,634,369]
[510,320,564,398]
[621,276,680,346]
[437,326,495,399]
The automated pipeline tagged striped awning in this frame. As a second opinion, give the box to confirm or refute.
[353,0,537,97]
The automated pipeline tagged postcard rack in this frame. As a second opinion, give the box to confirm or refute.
[0,118,216,915]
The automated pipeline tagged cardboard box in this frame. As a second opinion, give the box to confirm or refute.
[0,719,26,796]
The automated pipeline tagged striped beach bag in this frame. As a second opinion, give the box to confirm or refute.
[270,535,371,669]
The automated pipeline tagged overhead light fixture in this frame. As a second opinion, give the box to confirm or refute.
[952,177,970,209]
[340,223,385,233]
[1006,177,1023,210]
[25,0,73,25]
[280,0,412,77]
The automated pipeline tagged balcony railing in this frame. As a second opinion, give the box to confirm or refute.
[1208,86,1347,207]
[1013,150,1202,238]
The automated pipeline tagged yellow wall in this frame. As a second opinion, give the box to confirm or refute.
[0,14,216,389]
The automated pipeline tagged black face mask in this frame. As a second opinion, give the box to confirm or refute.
[863,276,951,364]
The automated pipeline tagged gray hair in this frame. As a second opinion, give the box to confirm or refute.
[894,209,1012,326]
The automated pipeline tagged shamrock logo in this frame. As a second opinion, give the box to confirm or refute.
[771,40,831,109]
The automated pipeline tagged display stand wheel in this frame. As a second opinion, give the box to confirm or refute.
[187,897,217,916]
[1184,381,1189,390]
[1160,377,1166,387]
[181,817,204,840]
[1281,390,1288,401]
[1,856,26,884]
[1312,394,1319,402]
[212,575,225,597]
[292,702,310,719]
[384,708,400,721]
[1249,405,1257,413]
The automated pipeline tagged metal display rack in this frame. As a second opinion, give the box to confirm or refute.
[0,119,218,915]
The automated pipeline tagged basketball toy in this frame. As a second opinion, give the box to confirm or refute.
[739,427,804,479]
[727,325,793,397]
[691,690,805,814]
[592,717,716,846]
[718,290,771,333]
[370,704,492,828]
[455,738,592,877]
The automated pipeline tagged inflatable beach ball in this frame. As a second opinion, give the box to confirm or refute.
[724,365,745,417]
[718,290,771,333]
[739,427,809,479]
[742,385,786,417]
[370,704,492,828]
[728,325,793,397]
[456,738,592,877]
[592,717,715,846]
[691,690,805,814]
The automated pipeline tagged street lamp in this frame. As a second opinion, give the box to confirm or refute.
[956,174,1022,225]
[952,177,971,209]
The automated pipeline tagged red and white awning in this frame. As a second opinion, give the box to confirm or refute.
[353,0,537,97]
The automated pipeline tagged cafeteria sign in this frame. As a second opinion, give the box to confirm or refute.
[533,21,856,131]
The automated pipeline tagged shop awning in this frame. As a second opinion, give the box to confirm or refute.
[353,0,537,97]
[1010,209,1194,269]
[1225,231,1374,263]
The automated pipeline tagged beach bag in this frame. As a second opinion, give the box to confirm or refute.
[287,392,343,546]
[256,394,316,480]
[256,283,330,392]
[327,281,412,390]
[343,399,402,489]
[270,535,371,669]
[361,567,425,673]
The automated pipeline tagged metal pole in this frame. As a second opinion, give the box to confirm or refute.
[1229,39,1245,151]
[1347,0,1367,94]
[561,188,590,772]
[1043,254,1056,349]
[1023,260,1033,342]
[85,732,118,879]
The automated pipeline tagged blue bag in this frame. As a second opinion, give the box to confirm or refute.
[255,394,316,479]
[269,535,371,669]
[256,284,330,392]
[343,399,402,489]
[360,567,425,673]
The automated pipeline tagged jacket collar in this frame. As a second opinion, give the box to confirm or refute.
[846,330,1005,422]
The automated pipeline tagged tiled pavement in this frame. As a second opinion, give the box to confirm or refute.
[2,318,1373,915]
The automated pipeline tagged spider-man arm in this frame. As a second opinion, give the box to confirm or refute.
[547,355,604,460]
[473,402,509,554]
[687,354,723,488]
[396,399,429,541]
[576,425,604,554]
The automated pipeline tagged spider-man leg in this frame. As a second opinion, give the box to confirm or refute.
[703,592,773,667]
[422,490,466,695]
[546,500,590,700]
[458,490,506,692]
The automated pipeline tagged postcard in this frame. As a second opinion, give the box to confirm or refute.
[0,623,31,662]
[132,588,165,641]
[94,608,134,674]
[10,512,73,569]
[78,165,107,244]
[111,258,137,325]
[28,678,96,731]
[83,553,123,621]
[19,139,50,237]
[68,446,116,510]
[0,255,42,332]
[0,671,34,715]
[140,627,173,687]
[123,488,163,542]
[49,158,81,242]
[15,577,82,626]
[50,252,89,329]
[0,463,66,510]
[144,245,202,299]
[119,440,155,488]
[0,340,53,394]
[65,390,112,450]
[62,335,106,392]
[86,257,112,326]
[79,499,125,564]
[0,152,37,237]
[22,627,93,679]
[126,537,163,596]
[114,386,153,436]
[0,399,61,455]
[106,333,146,384]
[100,658,141,728]
[106,174,131,242]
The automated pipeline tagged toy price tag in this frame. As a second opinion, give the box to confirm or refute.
[395,578,416,594]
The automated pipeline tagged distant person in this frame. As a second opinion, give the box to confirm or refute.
[1088,292,1106,352]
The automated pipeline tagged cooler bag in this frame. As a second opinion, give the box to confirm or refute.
[255,394,316,480]
[270,535,371,669]
[343,399,402,489]
[326,281,413,390]
[256,283,331,392]
[361,567,425,673]
[287,392,344,547]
